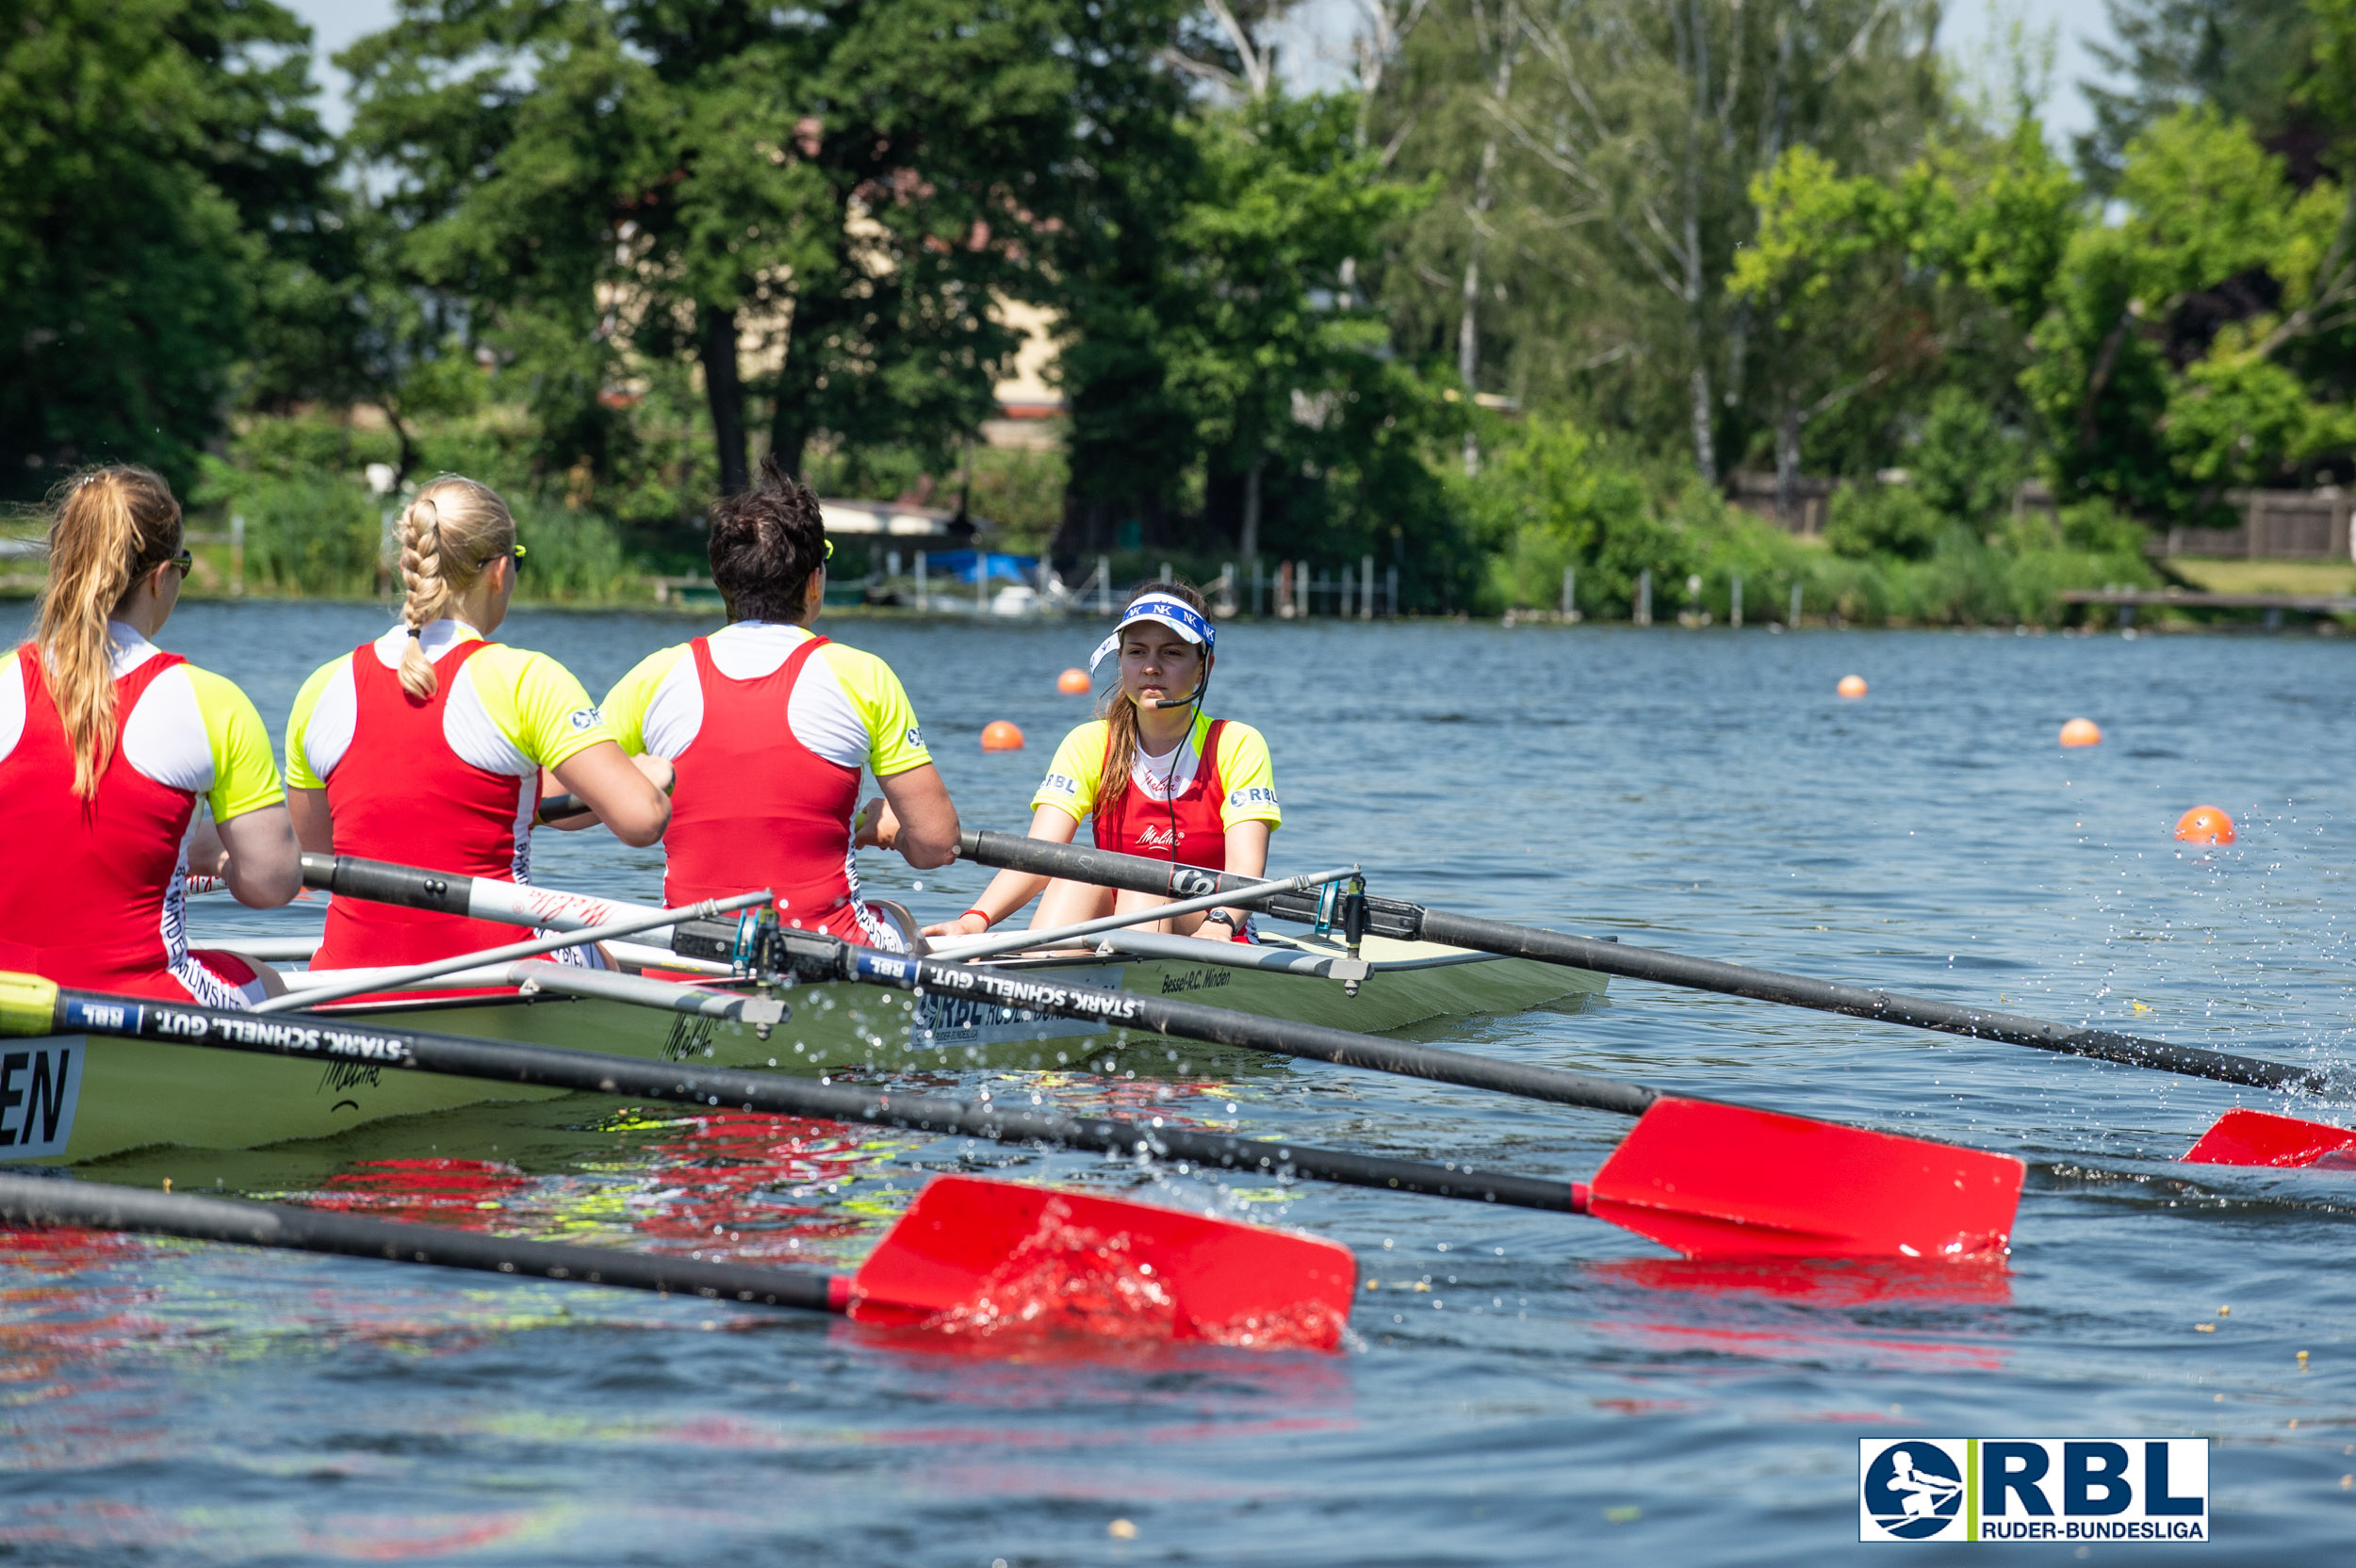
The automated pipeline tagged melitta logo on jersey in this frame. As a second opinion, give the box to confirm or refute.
[1859,1439,2208,1543]
[1136,824,1183,849]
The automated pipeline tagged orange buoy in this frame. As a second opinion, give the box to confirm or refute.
[2059,717,2102,748]
[2175,806,2235,845]
[1837,675,1868,699]
[1056,667,1091,694]
[980,720,1025,753]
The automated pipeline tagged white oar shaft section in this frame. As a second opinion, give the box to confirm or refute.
[276,959,787,1027]
[924,865,1360,962]
[249,890,772,1014]
[299,852,677,938]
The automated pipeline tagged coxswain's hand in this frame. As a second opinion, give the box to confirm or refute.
[921,910,991,938]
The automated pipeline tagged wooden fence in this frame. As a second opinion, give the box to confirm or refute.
[1729,473,2352,562]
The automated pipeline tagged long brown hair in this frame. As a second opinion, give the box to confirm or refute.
[1097,580,1212,805]
[395,476,515,697]
[34,466,184,799]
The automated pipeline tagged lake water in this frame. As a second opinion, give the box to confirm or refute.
[5,601,2355,1564]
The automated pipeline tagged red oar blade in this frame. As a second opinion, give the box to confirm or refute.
[1581,1097,2023,1262]
[845,1175,1358,1351]
[2183,1107,2356,1168]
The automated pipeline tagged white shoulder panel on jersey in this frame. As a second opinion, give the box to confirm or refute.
[300,659,361,782]
[636,648,706,760]
[784,651,874,772]
[0,650,23,762]
[120,664,217,794]
[447,660,534,776]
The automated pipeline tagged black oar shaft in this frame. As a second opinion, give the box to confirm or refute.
[40,990,1579,1217]
[957,831,2330,1095]
[759,937,1657,1119]
[0,1172,837,1308]
[1407,910,2324,1093]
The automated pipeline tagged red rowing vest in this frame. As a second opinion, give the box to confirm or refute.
[313,638,539,970]
[0,645,205,999]
[662,634,872,938]
[1092,718,1230,871]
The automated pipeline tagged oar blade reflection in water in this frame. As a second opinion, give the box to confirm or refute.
[2182,1106,2356,1169]
[1580,1098,2024,1262]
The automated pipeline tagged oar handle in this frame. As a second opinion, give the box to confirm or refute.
[536,792,593,825]
[0,1172,840,1310]
[959,831,2335,1096]
[23,983,1582,1218]
[957,830,1426,939]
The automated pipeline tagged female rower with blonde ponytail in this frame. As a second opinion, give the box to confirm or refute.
[0,467,301,1004]
[286,475,672,970]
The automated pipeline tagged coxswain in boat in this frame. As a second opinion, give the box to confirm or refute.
[0,466,302,1004]
[926,581,1278,943]
[600,454,958,950]
[286,476,672,970]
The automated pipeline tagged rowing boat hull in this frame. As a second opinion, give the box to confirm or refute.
[12,935,1602,1167]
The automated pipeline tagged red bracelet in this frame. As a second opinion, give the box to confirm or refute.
[961,907,994,928]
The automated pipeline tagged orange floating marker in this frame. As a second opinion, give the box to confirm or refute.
[2175,806,2234,845]
[2059,717,2102,748]
[1055,667,1091,694]
[1837,675,1868,699]
[980,720,1025,752]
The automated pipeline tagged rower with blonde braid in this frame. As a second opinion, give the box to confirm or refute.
[0,466,301,1004]
[286,475,672,971]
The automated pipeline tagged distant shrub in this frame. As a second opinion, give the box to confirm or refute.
[1825,482,1941,560]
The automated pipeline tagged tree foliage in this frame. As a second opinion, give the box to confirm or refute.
[0,0,327,495]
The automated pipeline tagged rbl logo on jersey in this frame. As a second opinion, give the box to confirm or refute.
[1859,1439,2207,1544]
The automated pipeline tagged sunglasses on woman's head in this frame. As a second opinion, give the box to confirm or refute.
[161,549,193,580]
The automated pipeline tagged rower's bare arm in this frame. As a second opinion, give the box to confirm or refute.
[873,763,957,870]
[216,804,303,907]
[287,787,335,855]
[549,742,671,848]
[540,754,673,832]
[922,805,1073,936]
[1209,820,1272,939]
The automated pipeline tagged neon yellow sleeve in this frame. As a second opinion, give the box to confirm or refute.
[599,644,689,757]
[186,666,286,820]
[468,645,613,769]
[816,644,934,776]
[282,655,349,792]
[1214,720,1281,829]
[1032,721,1108,822]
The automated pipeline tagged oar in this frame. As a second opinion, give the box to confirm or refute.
[0,1171,1359,1348]
[956,830,2336,1096]
[250,890,773,1013]
[1,975,2023,1260]
[2181,1108,2356,1169]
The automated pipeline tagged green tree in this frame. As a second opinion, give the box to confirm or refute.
[0,0,328,495]
[2023,103,2355,515]
[2078,0,2319,186]
[345,0,1161,506]
[1375,0,1947,482]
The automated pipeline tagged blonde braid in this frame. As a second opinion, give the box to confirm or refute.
[35,467,183,798]
[396,493,450,697]
[393,476,515,699]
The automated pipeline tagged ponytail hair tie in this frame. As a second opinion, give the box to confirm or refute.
[407,625,423,638]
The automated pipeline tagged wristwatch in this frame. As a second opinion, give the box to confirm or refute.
[1201,909,1239,933]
